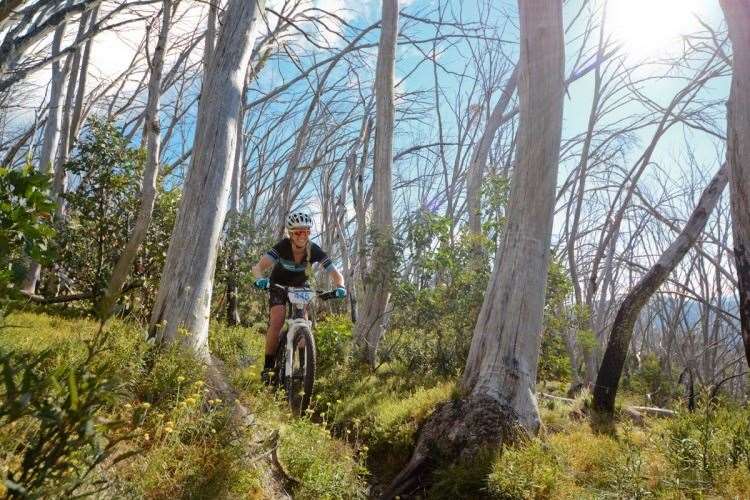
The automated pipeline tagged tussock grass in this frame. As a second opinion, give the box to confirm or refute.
[5,311,750,499]
[486,407,750,499]
[1,311,367,499]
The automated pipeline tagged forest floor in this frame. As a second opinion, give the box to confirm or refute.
[3,309,750,498]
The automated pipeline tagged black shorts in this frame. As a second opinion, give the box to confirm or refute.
[269,287,288,308]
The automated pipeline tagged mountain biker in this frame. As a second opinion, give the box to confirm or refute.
[251,211,346,383]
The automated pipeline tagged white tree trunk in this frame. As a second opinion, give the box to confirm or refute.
[20,3,71,294]
[353,0,398,367]
[69,6,97,144]
[54,6,93,221]
[460,0,564,434]
[99,0,172,319]
[720,0,750,369]
[149,0,265,358]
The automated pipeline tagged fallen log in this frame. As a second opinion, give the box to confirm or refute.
[18,281,142,305]
[538,393,676,418]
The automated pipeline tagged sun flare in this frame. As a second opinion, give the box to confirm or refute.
[605,0,702,60]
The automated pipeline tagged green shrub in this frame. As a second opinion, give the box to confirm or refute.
[1,312,270,498]
[315,314,354,373]
[487,440,568,499]
[659,406,750,493]
[0,164,55,321]
[0,328,135,498]
[55,119,178,318]
[429,448,497,499]
[316,364,452,481]
[135,342,205,407]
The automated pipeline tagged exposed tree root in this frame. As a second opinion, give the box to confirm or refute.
[381,394,526,500]
[206,354,297,498]
[206,355,254,427]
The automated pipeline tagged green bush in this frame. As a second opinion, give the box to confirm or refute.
[487,440,567,499]
[0,329,135,497]
[624,352,676,407]
[428,448,497,499]
[0,164,55,320]
[1,312,270,499]
[315,314,354,373]
[55,119,178,317]
[135,342,206,408]
[661,406,734,492]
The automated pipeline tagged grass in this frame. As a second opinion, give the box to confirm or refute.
[485,406,750,499]
[4,311,750,499]
[0,311,367,499]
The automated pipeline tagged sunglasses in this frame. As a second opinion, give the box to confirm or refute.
[291,229,310,236]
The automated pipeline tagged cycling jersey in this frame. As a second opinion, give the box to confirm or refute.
[265,238,334,287]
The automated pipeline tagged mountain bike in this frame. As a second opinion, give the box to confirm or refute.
[268,283,338,415]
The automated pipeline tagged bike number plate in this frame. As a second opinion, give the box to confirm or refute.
[288,290,314,305]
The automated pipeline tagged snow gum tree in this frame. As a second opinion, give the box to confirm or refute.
[148,0,266,358]
[354,0,398,367]
[384,1,564,495]
[720,0,750,368]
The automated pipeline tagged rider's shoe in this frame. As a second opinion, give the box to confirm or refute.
[261,369,275,386]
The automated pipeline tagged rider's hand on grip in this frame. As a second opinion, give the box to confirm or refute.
[335,287,347,299]
[254,277,270,290]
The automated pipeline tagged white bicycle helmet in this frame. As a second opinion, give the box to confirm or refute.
[286,211,312,230]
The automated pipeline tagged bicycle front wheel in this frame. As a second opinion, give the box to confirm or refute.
[286,327,316,416]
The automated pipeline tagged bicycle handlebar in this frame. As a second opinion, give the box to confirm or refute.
[269,282,340,301]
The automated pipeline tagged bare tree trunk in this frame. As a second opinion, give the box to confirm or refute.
[69,6,97,144]
[460,0,564,433]
[225,68,249,327]
[54,7,92,221]
[593,164,729,417]
[384,1,564,496]
[567,14,608,386]
[353,0,398,368]
[350,113,373,324]
[204,0,217,70]
[720,0,750,369]
[20,3,70,294]
[149,0,265,358]
[98,0,172,319]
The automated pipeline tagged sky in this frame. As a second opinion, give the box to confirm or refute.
[5,0,732,249]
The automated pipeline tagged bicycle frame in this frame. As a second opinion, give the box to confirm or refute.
[274,283,320,382]
[283,292,312,382]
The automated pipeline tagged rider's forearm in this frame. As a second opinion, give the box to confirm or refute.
[253,255,274,279]
[329,269,344,288]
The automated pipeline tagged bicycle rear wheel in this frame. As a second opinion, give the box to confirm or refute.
[286,327,316,416]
